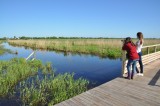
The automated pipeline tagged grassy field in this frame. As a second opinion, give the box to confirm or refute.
[8,39,160,58]
[0,58,88,105]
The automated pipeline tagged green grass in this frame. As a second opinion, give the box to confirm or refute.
[0,58,89,105]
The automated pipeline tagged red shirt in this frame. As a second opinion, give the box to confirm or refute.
[122,42,139,60]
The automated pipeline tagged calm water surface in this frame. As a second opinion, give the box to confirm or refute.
[0,42,121,87]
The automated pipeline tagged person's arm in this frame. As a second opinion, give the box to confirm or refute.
[122,44,127,50]
[136,40,139,47]
[140,39,143,45]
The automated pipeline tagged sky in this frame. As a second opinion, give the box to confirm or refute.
[0,0,160,38]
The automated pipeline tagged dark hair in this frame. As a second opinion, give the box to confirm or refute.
[125,37,131,43]
[137,32,143,40]
[125,37,135,46]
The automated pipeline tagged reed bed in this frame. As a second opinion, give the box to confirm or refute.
[0,58,89,105]
[8,39,160,58]
[8,39,122,58]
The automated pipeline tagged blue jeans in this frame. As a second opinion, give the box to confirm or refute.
[136,52,143,73]
[127,59,138,79]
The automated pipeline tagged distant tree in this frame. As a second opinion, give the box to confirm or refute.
[14,36,16,39]
[19,36,30,39]
[0,37,7,40]
[3,37,7,40]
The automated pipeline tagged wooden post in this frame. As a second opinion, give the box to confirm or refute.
[154,46,157,53]
[122,50,126,77]
[147,47,149,54]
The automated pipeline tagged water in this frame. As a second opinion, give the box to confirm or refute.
[0,42,121,87]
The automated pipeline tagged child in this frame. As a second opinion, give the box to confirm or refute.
[122,37,139,79]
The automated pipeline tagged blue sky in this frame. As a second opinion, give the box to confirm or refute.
[0,0,160,38]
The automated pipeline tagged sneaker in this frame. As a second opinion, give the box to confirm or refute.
[124,76,131,80]
[140,73,144,76]
[136,73,141,76]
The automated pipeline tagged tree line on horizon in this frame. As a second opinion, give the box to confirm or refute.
[1,36,124,40]
[0,36,159,40]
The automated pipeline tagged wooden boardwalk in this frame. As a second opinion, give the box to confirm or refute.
[55,59,160,106]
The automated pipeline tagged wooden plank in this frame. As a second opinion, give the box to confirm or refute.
[98,76,160,105]
[96,87,149,106]
[121,85,160,105]
[63,99,79,106]
[70,96,88,106]
[74,93,98,106]
[81,92,111,106]
[88,87,130,106]
[69,98,86,106]
[57,102,69,106]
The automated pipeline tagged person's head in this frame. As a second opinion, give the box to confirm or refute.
[124,37,135,46]
[125,37,132,43]
[137,32,143,40]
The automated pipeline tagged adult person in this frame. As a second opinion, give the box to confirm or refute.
[122,37,139,79]
[136,32,144,76]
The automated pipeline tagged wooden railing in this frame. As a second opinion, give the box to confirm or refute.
[26,51,36,61]
[122,44,160,76]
